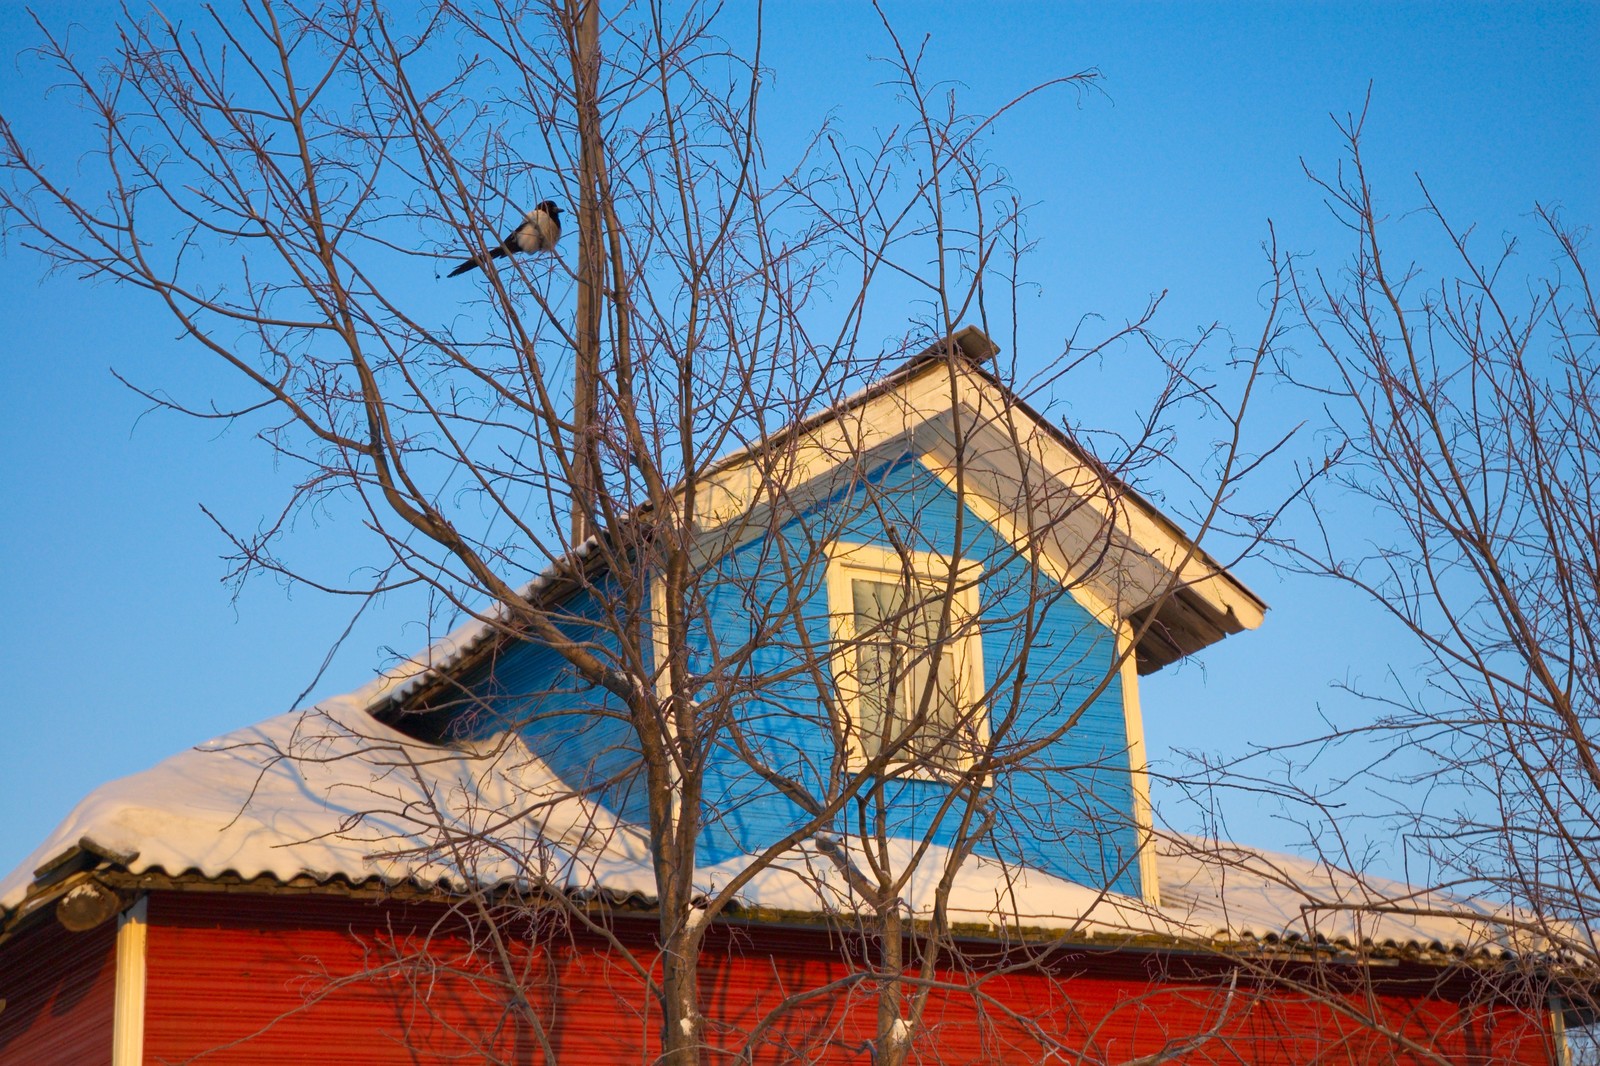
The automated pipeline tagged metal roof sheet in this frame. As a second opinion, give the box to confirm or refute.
[1,701,1534,958]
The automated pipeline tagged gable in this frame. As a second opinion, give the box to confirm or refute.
[686,451,1147,897]
[390,450,1151,899]
[367,329,1264,723]
[355,331,1266,908]
[687,336,1265,674]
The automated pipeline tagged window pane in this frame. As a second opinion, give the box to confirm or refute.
[847,573,972,771]
[852,579,903,758]
[902,646,961,765]
[852,577,902,623]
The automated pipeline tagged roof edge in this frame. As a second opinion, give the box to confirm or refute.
[372,324,1267,713]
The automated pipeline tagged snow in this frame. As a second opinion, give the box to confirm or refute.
[59,882,104,906]
[0,693,656,913]
[1153,836,1520,951]
[0,698,1533,954]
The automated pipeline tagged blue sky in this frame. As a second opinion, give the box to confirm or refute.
[2,2,1596,876]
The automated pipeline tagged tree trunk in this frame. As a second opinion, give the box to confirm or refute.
[567,0,603,545]
[876,906,910,1066]
[660,922,704,1065]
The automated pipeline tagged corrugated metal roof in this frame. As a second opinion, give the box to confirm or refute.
[0,701,1535,958]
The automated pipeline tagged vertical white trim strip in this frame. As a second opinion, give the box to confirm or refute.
[1118,625,1160,909]
[1549,996,1573,1066]
[112,895,147,1066]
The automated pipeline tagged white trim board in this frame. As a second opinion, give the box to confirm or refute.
[112,895,147,1066]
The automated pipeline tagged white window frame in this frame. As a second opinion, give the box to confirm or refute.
[825,540,985,776]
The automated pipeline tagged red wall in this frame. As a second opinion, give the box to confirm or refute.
[0,911,117,1066]
[138,890,1556,1065]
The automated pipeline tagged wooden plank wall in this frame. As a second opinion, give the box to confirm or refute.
[0,911,117,1066]
[135,890,1556,1065]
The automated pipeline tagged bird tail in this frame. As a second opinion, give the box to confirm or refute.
[445,246,508,278]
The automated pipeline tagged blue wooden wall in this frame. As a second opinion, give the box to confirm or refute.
[449,573,651,828]
[690,454,1143,898]
[450,452,1144,900]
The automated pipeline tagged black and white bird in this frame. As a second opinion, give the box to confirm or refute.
[446,200,563,278]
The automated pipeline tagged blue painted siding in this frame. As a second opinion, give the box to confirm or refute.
[690,453,1144,898]
[450,576,650,827]
[444,453,1144,899]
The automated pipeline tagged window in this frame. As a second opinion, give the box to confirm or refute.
[826,541,984,773]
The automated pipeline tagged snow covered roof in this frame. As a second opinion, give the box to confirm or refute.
[0,699,1526,958]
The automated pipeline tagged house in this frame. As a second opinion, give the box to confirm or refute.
[0,329,1569,1063]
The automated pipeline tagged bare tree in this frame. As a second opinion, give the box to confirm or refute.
[0,2,1289,1063]
[1245,101,1600,1054]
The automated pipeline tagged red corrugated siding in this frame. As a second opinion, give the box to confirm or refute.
[141,891,1557,1064]
[0,912,117,1066]
[702,930,1556,1065]
[144,891,525,1062]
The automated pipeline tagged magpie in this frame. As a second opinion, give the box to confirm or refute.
[447,200,563,277]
